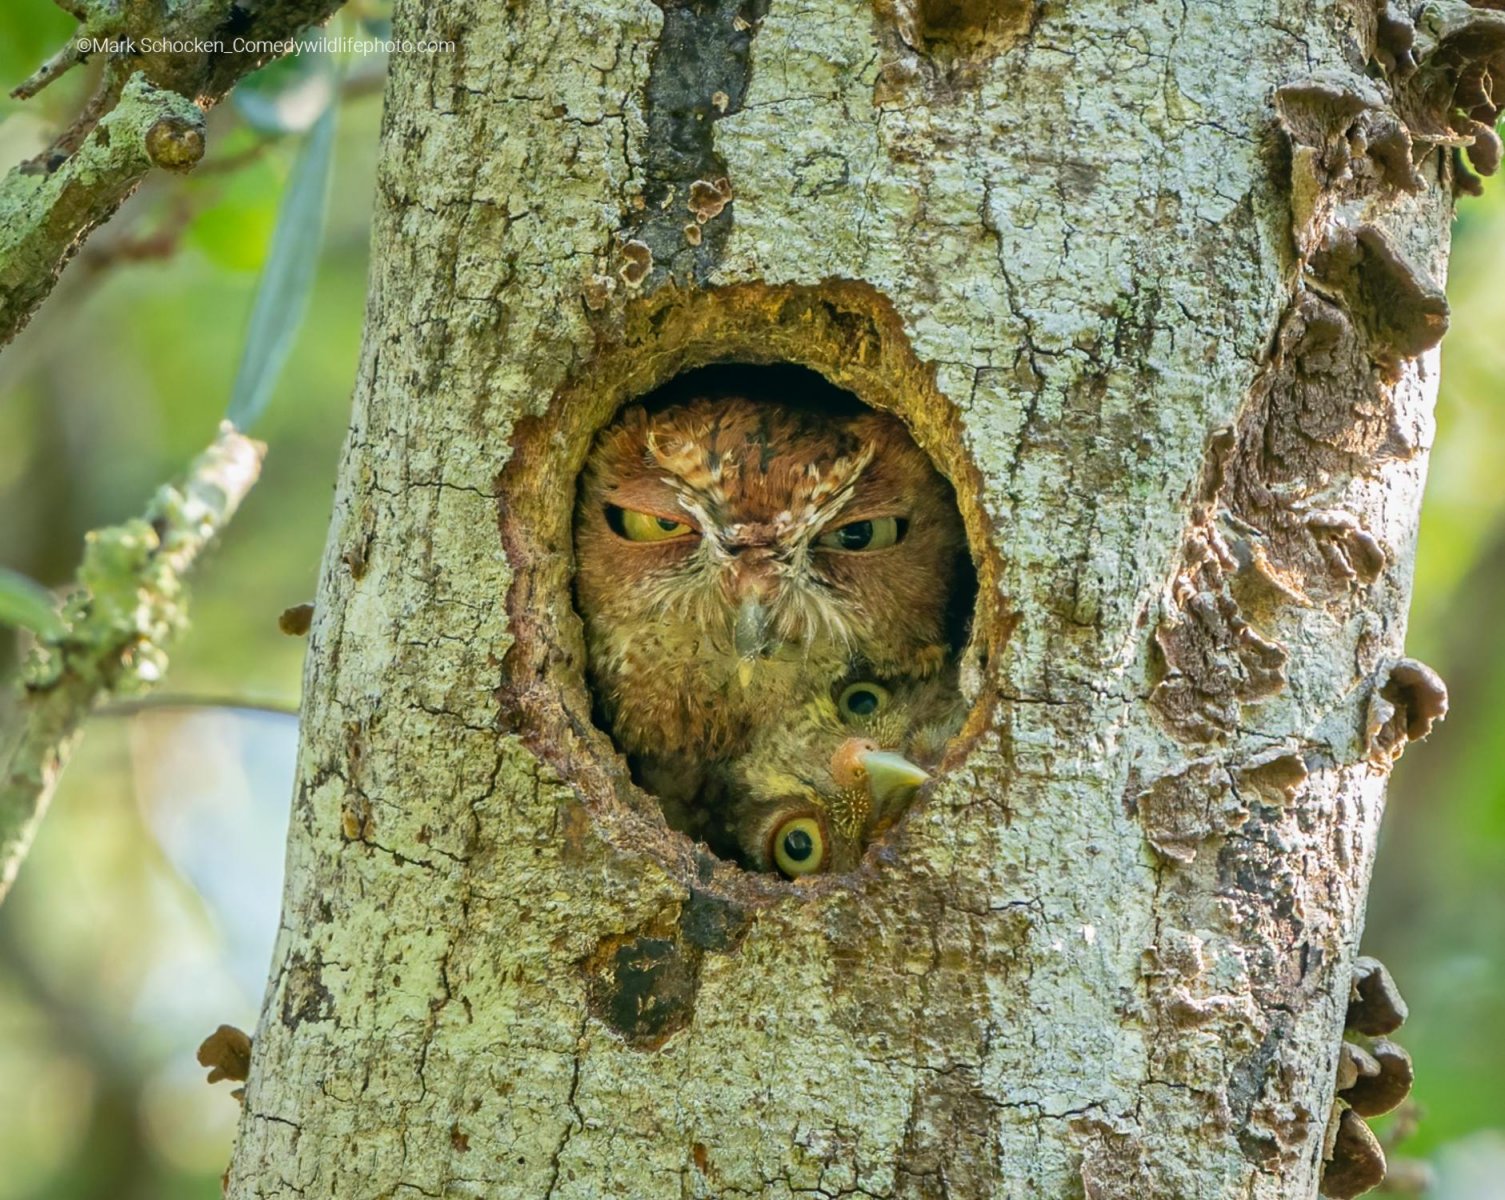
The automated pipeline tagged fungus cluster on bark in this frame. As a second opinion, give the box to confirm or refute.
[1320,957,1417,1199]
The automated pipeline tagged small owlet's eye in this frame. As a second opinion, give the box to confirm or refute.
[607,505,696,542]
[838,681,891,721]
[770,815,827,878]
[816,516,904,551]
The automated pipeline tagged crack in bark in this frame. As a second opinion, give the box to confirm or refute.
[618,0,771,288]
[543,1016,589,1200]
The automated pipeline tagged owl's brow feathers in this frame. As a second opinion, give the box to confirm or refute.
[604,410,880,658]
[644,424,879,542]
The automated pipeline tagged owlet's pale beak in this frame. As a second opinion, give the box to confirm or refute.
[860,749,931,809]
[831,738,932,813]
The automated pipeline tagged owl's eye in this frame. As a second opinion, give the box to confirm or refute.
[816,516,904,551]
[838,681,891,721]
[607,505,696,542]
[770,815,827,878]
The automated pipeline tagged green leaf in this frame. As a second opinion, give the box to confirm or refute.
[225,101,338,433]
[0,567,63,639]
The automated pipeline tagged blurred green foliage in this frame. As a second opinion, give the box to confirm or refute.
[1,5,380,1195]
[1365,176,1505,1169]
[0,1,1501,1196]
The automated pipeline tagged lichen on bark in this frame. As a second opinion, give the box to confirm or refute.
[230,2,1462,1196]
[0,425,264,902]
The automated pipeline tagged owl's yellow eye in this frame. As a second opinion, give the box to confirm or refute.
[607,505,695,542]
[816,516,903,551]
[770,815,827,878]
[838,681,891,721]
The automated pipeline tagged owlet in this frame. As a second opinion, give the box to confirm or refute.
[724,671,968,877]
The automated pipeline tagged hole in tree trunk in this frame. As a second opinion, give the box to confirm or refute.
[497,281,1005,899]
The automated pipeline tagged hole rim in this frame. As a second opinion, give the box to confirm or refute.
[496,280,1012,904]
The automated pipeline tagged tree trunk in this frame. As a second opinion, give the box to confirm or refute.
[229,2,1487,1195]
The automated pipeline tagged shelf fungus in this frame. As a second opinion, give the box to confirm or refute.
[1364,659,1449,767]
[1320,957,1416,1199]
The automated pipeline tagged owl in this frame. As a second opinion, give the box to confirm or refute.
[829,671,968,775]
[723,671,967,877]
[574,394,969,813]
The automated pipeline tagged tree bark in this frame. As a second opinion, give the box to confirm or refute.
[229,2,1490,1195]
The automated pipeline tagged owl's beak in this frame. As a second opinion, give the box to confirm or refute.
[733,597,771,681]
[861,750,931,809]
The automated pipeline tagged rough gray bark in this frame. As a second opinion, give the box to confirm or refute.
[229,2,1491,1195]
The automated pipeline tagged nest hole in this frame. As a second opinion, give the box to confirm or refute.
[498,282,1002,896]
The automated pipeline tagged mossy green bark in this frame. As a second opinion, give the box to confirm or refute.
[0,0,350,346]
[0,75,203,345]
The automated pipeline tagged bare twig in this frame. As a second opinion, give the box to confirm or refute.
[75,194,190,273]
[96,693,299,719]
[0,424,265,904]
[195,136,277,178]
[19,68,131,175]
[10,0,119,102]
[10,39,87,103]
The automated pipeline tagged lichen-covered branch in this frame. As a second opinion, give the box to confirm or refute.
[0,424,264,903]
[0,0,348,347]
[0,75,204,347]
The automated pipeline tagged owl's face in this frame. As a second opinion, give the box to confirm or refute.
[574,396,966,763]
[727,674,961,877]
[735,734,929,877]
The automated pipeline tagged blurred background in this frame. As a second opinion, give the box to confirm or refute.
[0,3,1501,1196]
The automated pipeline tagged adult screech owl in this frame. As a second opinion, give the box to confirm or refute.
[574,394,968,813]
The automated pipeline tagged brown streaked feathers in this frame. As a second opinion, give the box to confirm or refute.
[573,393,968,866]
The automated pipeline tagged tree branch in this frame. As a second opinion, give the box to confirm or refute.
[0,75,205,346]
[0,0,348,347]
[0,423,265,904]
